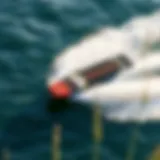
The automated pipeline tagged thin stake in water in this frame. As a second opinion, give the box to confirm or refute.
[52,124,62,160]
[149,145,160,160]
[92,105,103,160]
[1,148,10,160]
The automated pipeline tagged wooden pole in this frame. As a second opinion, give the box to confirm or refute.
[148,145,160,160]
[92,105,103,160]
[52,124,62,160]
[1,148,10,160]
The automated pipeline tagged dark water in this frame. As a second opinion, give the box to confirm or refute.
[0,0,160,159]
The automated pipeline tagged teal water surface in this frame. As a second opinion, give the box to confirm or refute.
[0,0,160,159]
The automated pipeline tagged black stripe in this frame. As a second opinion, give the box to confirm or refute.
[63,54,132,93]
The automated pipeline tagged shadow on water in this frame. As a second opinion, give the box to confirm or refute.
[0,88,94,160]
[1,89,160,160]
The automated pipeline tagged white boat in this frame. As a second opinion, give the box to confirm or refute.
[46,10,160,122]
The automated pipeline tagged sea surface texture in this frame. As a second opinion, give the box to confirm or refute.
[0,0,160,160]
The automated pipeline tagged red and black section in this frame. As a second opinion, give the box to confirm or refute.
[48,54,132,99]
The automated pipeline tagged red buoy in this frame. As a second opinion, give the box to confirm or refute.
[48,81,72,99]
